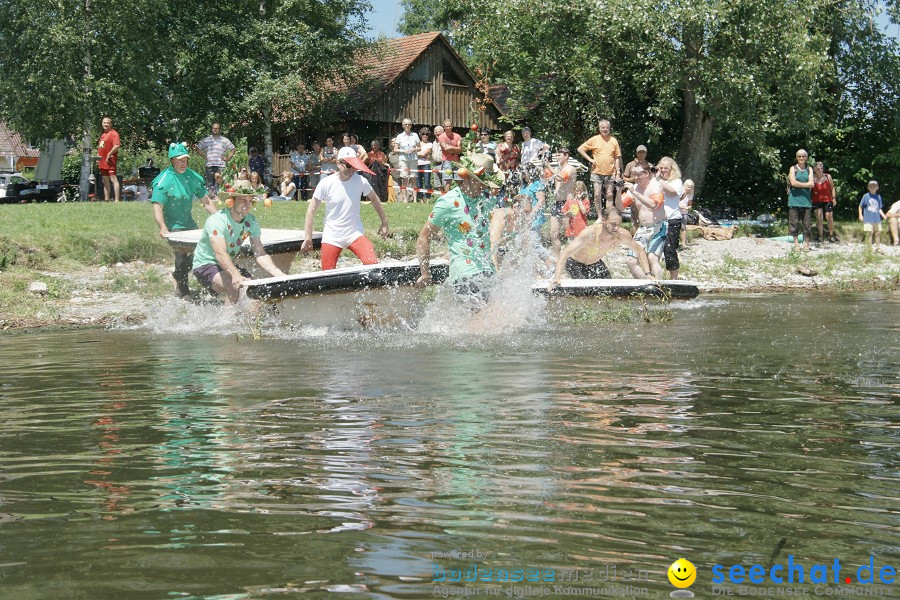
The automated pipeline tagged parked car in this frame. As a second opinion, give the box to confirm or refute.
[0,172,29,200]
[0,172,64,203]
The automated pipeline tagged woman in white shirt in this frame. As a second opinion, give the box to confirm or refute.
[656,156,685,280]
[269,170,296,201]
[392,118,420,203]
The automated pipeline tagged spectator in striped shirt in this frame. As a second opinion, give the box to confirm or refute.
[196,123,236,188]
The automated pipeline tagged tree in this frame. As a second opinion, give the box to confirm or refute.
[398,0,462,36]
[164,0,372,167]
[399,0,898,210]
[0,0,372,197]
[0,0,174,198]
[417,0,834,194]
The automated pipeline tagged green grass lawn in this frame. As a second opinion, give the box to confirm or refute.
[1,200,436,269]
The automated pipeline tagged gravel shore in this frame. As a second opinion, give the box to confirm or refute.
[4,237,897,330]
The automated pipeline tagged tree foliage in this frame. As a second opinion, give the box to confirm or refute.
[0,0,372,146]
[400,0,898,210]
[0,0,172,141]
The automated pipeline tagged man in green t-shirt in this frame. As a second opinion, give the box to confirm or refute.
[151,142,217,299]
[416,153,502,306]
[192,193,285,304]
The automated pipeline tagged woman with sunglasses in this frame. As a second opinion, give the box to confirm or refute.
[476,129,496,159]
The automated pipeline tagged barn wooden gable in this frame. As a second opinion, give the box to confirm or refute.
[350,32,504,131]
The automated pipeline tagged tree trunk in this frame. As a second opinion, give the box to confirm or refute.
[80,124,92,201]
[79,0,92,201]
[263,107,274,183]
[677,85,715,194]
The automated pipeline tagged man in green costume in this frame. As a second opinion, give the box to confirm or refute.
[151,143,217,299]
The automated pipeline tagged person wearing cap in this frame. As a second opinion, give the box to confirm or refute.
[578,119,622,217]
[196,123,236,188]
[301,147,390,270]
[520,127,548,167]
[191,190,286,304]
[151,143,218,299]
[416,154,501,305]
[858,180,886,253]
[623,145,651,184]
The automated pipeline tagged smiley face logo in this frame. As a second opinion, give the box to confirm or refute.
[668,559,696,588]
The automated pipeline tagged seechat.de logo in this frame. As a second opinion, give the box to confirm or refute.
[711,556,896,585]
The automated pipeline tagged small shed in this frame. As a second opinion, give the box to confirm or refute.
[274,32,505,160]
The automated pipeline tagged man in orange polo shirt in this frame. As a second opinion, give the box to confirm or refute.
[578,119,622,218]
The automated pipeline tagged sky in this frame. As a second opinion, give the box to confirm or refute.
[363,0,897,40]
[366,0,403,38]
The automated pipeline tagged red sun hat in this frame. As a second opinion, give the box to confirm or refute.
[337,147,374,175]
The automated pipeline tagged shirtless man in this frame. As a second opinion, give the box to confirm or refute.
[547,210,651,288]
[548,147,578,258]
[623,166,665,279]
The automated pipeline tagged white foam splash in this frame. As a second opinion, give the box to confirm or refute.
[417,233,549,336]
[667,298,730,311]
[140,296,254,336]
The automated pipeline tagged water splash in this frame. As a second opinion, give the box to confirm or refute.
[140,296,256,336]
[417,234,549,336]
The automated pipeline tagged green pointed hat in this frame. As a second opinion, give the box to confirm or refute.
[168,142,190,159]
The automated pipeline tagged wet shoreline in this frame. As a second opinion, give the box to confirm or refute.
[2,238,897,331]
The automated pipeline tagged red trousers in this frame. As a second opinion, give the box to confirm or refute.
[320,236,378,270]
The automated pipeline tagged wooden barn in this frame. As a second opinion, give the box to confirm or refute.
[273,32,505,166]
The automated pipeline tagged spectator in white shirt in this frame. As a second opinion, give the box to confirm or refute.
[520,127,548,167]
[392,118,420,203]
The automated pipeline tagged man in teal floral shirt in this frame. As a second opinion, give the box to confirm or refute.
[416,154,502,302]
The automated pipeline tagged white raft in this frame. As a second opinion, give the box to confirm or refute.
[534,278,700,299]
[242,259,450,329]
[166,228,321,276]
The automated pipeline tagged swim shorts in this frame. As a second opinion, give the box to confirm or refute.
[193,264,252,293]
[452,273,495,310]
[629,222,666,258]
[565,257,610,279]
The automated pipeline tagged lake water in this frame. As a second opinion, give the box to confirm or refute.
[1,292,897,599]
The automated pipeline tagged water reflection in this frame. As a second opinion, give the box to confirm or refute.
[0,292,897,598]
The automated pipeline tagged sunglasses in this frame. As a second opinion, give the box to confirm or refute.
[339,160,356,170]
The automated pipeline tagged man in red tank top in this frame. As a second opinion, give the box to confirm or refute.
[98,117,121,202]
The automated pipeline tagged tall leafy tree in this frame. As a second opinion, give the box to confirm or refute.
[398,0,462,35]
[0,0,173,198]
[0,0,372,197]
[167,0,372,165]
[400,0,897,207]
[418,0,833,193]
